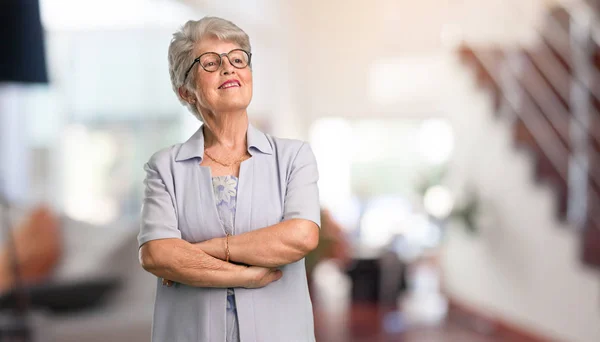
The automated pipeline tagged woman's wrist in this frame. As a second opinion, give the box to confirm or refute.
[195,238,226,260]
[239,266,255,288]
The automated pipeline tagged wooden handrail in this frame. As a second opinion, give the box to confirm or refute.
[503,4,600,230]
[502,5,600,148]
[505,54,600,193]
[472,50,600,227]
[537,5,600,102]
[518,55,571,144]
[526,44,570,102]
[527,43,600,147]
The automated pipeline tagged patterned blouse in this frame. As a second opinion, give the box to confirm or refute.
[211,175,239,312]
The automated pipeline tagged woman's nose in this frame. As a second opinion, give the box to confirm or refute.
[220,57,235,75]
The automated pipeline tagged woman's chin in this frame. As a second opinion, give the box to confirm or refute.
[213,101,251,114]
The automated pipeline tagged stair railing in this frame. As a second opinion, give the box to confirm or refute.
[463,1,600,230]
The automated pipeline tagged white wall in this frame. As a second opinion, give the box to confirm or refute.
[441,57,600,342]
[274,0,560,129]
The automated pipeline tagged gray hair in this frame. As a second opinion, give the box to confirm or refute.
[168,16,251,121]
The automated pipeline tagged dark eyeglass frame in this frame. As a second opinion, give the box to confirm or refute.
[183,49,252,83]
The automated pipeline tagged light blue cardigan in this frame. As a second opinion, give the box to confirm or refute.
[138,123,321,342]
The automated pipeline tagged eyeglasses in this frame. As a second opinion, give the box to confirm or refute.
[183,49,252,82]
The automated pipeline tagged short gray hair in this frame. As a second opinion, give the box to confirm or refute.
[168,16,251,121]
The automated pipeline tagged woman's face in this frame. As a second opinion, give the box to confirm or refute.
[189,36,253,116]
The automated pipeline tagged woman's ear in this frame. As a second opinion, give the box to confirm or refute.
[178,86,196,104]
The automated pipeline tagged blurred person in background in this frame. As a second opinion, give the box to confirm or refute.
[137,16,321,342]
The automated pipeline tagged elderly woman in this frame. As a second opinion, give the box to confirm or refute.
[138,16,321,342]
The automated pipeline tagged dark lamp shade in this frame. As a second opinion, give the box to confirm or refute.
[0,1,48,84]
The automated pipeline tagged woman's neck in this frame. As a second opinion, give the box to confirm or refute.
[202,112,248,151]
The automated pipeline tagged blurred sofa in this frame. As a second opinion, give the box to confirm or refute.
[1,207,156,342]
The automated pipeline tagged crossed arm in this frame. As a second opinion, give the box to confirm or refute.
[139,219,319,288]
[195,218,319,268]
[138,143,320,289]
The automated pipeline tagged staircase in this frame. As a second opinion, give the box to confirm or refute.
[457,1,600,268]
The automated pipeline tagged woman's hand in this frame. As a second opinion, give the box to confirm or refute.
[243,266,283,288]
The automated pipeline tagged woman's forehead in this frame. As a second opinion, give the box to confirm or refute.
[195,37,240,55]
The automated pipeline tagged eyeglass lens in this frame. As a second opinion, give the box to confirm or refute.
[200,50,249,72]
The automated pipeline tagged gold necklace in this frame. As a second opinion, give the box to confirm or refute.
[203,149,248,167]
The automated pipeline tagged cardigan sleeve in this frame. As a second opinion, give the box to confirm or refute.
[281,142,321,228]
[137,154,181,248]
